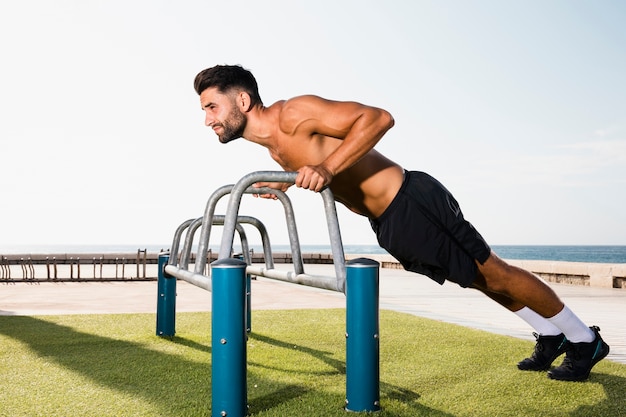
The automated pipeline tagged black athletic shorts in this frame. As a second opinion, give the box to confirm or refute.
[369,170,491,287]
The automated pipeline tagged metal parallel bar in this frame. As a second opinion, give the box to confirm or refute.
[195,185,235,273]
[215,173,305,275]
[218,171,344,285]
[164,264,212,291]
[170,215,269,272]
[211,215,274,270]
[219,171,298,260]
[225,187,305,273]
[218,187,302,273]
[179,216,251,273]
[190,216,257,269]
[165,264,342,293]
[321,188,346,290]
[236,224,251,264]
[167,171,346,292]
[270,188,304,275]
[179,216,252,270]
[195,185,292,274]
[245,266,341,292]
[168,219,196,266]
[180,217,204,269]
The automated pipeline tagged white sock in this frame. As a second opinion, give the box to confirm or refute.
[547,305,595,343]
[514,306,562,336]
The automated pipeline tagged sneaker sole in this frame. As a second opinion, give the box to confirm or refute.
[547,341,610,381]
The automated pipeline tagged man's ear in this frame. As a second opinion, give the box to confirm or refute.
[237,91,252,112]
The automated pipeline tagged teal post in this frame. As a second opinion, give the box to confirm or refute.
[156,253,176,337]
[246,273,252,333]
[234,253,252,334]
[345,258,380,412]
[211,258,248,417]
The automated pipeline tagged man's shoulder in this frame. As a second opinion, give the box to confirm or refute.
[281,95,326,110]
[274,96,325,133]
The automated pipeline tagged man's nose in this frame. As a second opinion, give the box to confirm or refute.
[205,113,214,127]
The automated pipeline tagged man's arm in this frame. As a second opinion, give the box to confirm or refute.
[279,95,395,192]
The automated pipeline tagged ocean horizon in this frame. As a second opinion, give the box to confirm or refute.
[1,244,625,264]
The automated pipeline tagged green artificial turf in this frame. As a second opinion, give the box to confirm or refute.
[0,310,624,417]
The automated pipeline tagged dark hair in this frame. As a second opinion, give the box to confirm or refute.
[193,64,262,106]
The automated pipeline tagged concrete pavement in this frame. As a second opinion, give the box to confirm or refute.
[1,264,624,364]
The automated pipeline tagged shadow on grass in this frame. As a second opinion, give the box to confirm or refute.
[169,335,213,353]
[569,372,626,417]
[249,384,312,415]
[249,332,346,374]
[0,316,212,415]
[0,316,317,416]
[2,315,623,416]
[247,332,450,417]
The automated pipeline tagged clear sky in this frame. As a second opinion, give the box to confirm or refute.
[1,0,625,248]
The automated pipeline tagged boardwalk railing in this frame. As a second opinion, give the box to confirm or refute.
[0,250,155,281]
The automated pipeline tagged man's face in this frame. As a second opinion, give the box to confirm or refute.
[199,87,247,143]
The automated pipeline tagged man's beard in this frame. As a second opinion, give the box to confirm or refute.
[218,108,247,144]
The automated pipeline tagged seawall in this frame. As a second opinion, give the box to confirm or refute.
[2,251,625,289]
[346,254,626,289]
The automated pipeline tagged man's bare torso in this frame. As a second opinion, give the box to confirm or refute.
[262,99,405,219]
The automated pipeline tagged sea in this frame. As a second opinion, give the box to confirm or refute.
[1,244,625,264]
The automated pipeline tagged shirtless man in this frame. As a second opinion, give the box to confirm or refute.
[193,64,609,381]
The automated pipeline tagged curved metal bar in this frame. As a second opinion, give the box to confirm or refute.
[320,187,346,289]
[233,215,273,269]
[194,184,286,272]
[195,171,304,273]
[180,217,203,269]
[218,171,298,260]
[202,215,274,271]
[237,224,251,264]
[253,187,304,275]
[217,171,345,291]
[245,266,340,292]
[164,264,211,291]
[195,185,234,272]
[168,219,196,266]
[172,171,345,292]
[180,217,252,270]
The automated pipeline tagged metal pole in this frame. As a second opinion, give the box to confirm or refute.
[246,272,252,334]
[345,258,380,412]
[218,171,298,260]
[320,187,346,290]
[211,258,247,417]
[234,253,252,334]
[156,253,176,337]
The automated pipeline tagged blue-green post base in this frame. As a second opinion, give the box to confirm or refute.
[246,273,252,333]
[345,258,380,412]
[211,258,248,417]
[156,253,176,337]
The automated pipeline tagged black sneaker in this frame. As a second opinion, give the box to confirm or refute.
[518,333,568,371]
[547,326,610,381]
